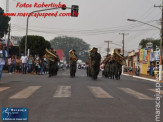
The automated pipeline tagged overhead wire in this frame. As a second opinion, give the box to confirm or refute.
[11,20,159,36]
[12,19,158,33]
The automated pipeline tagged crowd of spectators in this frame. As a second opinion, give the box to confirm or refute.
[124,66,140,76]
[5,54,49,75]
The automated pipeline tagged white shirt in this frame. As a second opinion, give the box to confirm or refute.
[0,50,8,65]
[8,58,11,65]
[21,56,28,63]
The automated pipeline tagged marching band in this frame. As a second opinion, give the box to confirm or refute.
[44,47,124,80]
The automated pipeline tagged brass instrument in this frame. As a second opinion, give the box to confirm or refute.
[44,48,57,62]
[69,50,78,61]
[112,48,126,65]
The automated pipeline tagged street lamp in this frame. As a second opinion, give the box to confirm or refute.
[127,19,162,81]
[127,19,161,30]
[25,5,79,56]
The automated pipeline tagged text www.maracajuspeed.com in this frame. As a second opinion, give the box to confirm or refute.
[2,11,78,18]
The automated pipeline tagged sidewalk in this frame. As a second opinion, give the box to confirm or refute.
[123,72,163,83]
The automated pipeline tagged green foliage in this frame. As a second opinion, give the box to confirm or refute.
[45,40,51,49]
[50,36,90,62]
[139,38,160,50]
[19,35,51,56]
[0,7,10,38]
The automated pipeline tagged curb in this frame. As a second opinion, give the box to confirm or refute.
[122,74,157,82]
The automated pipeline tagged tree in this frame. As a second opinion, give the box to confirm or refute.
[19,35,51,56]
[50,36,90,62]
[0,7,10,38]
[139,38,160,50]
[45,40,51,49]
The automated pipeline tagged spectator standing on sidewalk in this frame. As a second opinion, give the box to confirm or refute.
[40,58,44,75]
[21,53,28,74]
[43,58,47,74]
[135,66,140,76]
[12,55,16,73]
[147,66,150,75]
[0,41,7,80]
[16,56,21,73]
[34,57,39,74]
[28,55,33,73]
[137,66,140,76]
[8,56,12,74]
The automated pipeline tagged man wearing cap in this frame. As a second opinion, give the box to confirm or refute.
[0,41,7,81]
[69,49,78,78]
[90,47,101,80]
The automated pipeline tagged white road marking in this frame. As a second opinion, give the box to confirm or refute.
[119,88,153,100]
[54,86,71,98]
[149,89,163,95]
[0,87,10,92]
[9,86,41,99]
[88,86,113,98]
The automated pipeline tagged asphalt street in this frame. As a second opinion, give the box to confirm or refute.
[0,69,162,122]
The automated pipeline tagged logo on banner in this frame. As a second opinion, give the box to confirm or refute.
[2,108,28,121]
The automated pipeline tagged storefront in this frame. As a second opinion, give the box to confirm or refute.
[139,48,153,75]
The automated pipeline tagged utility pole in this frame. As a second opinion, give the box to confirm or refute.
[7,24,11,55]
[119,33,128,56]
[6,0,9,13]
[154,2,163,81]
[104,41,112,54]
[119,33,128,75]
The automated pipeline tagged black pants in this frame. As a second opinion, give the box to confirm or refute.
[91,66,100,80]
[70,65,76,77]
[22,63,27,74]
[49,62,55,77]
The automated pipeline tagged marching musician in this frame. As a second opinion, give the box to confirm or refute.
[69,49,78,78]
[45,48,59,78]
[86,48,93,77]
[90,47,101,80]
[113,49,125,80]
[53,51,59,76]
[48,48,55,77]
[102,54,111,78]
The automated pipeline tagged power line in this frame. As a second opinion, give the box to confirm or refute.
[12,24,159,36]
[12,19,159,33]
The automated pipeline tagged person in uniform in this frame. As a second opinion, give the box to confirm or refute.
[110,56,116,79]
[86,48,93,77]
[69,49,78,78]
[114,49,124,80]
[53,51,59,76]
[103,54,111,78]
[48,48,55,77]
[90,47,101,80]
